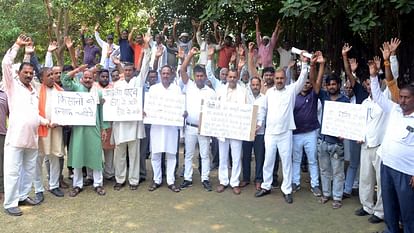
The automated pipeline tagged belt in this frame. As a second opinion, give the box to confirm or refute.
[186,122,199,128]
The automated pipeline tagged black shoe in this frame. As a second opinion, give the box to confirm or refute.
[202,180,212,192]
[255,188,271,197]
[292,183,301,193]
[35,192,44,204]
[368,215,383,224]
[355,207,370,216]
[342,192,351,199]
[114,182,125,191]
[4,207,22,216]
[284,193,293,204]
[18,197,40,206]
[49,188,64,197]
[180,180,193,189]
[139,177,146,183]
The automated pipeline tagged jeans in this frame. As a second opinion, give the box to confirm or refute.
[242,134,265,183]
[381,164,414,233]
[318,140,345,201]
[292,130,319,188]
[344,140,361,194]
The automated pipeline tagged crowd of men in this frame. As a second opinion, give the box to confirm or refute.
[0,16,413,233]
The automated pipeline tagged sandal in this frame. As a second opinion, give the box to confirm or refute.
[168,184,181,193]
[69,186,83,197]
[332,200,342,209]
[148,182,161,192]
[129,184,138,190]
[94,186,106,196]
[319,195,329,204]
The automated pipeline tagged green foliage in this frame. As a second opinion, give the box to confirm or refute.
[279,0,320,19]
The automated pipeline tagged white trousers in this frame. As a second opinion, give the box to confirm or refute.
[262,131,293,194]
[114,140,140,185]
[73,168,103,188]
[3,145,37,209]
[359,146,384,218]
[218,138,242,187]
[151,152,176,185]
[184,130,210,182]
[103,149,115,179]
[34,153,60,192]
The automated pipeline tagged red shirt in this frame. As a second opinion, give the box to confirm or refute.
[132,43,144,71]
[217,45,235,69]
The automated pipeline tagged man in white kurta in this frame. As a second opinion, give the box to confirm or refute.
[147,66,183,192]
[256,54,309,204]
[111,47,150,190]
[2,35,50,216]
[33,68,65,200]
[179,48,216,191]
[216,70,247,195]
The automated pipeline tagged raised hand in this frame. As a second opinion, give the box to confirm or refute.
[238,57,246,70]
[255,16,259,25]
[275,19,282,34]
[149,16,155,26]
[191,19,198,27]
[230,51,237,63]
[48,41,58,52]
[373,56,381,70]
[25,43,35,54]
[80,25,87,33]
[131,27,138,31]
[16,34,31,47]
[77,64,88,73]
[300,51,310,63]
[310,53,318,65]
[241,20,247,32]
[115,15,121,23]
[342,43,352,56]
[248,42,255,53]
[143,33,151,44]
[315,51,325,64]
[380,42,391,61]
[112,56,120,65]
[349,58,358,72]
[288,60,296,68]
[155,45,164,58]
[95,23,100,31]
[389,37,401,55]
[367,60,378,77]
[177,47,184,60]
[173,18,178,26]
[64,36,73,48]
[189,47,199,56]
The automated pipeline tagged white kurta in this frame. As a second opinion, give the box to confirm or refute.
[111,49,151,145]
[149,83,182,154]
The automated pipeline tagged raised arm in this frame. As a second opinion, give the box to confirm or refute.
[213,21,220,44]
[115,15,121,39]
[2,35,30,91]
[45,41,57,68]
[341,43,357,87]
[94,23,106,48]
[389,37,401,79]
[61,64,88,91]
[311,51,325,94]
[191,19,198,44]
[293,53,310,94]
[138,33,152,87]
[269,19,282,49]
[247,42,259,78]
[206,47,219,90]
[80,25,87,47]
[128,27,137,47]
[255,17,262,46]
[180,47,198,85]
[172,19,178,42]
[65,36,78,68]
[368,60,394,112]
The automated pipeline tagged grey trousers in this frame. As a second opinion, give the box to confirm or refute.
[0,135,4,193]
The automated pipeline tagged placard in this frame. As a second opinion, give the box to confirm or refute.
[51,91,97,126]
[143,92,185,126]
[102,87,142,121]
[199,100,258,141]
[321,101,367,141]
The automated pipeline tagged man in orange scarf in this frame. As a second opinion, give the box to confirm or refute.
[33,67,65,200]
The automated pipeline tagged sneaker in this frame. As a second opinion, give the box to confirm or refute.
[180,180,193,189]
[202,180,212,192]
[311,186,322,197]
[292,183,301,193]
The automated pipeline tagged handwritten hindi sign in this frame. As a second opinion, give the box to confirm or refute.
[102,88,142,121]
[51,91,97,126]
[199,100,258,141]
[143,92,185,126]
[321,101,367,141]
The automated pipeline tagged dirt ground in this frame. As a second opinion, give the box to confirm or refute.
[1,157,385,233]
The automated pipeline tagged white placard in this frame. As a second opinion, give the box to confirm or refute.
[199,100,257,141]
[143,92,185,126]
[102,87,142,121]
[321,101,367,141]
[51,91,97,126]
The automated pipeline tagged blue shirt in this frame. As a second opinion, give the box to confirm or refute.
[293,90,320,134]
[119,39,134,63]
[353,82,369,104]
[319,90,350,144]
